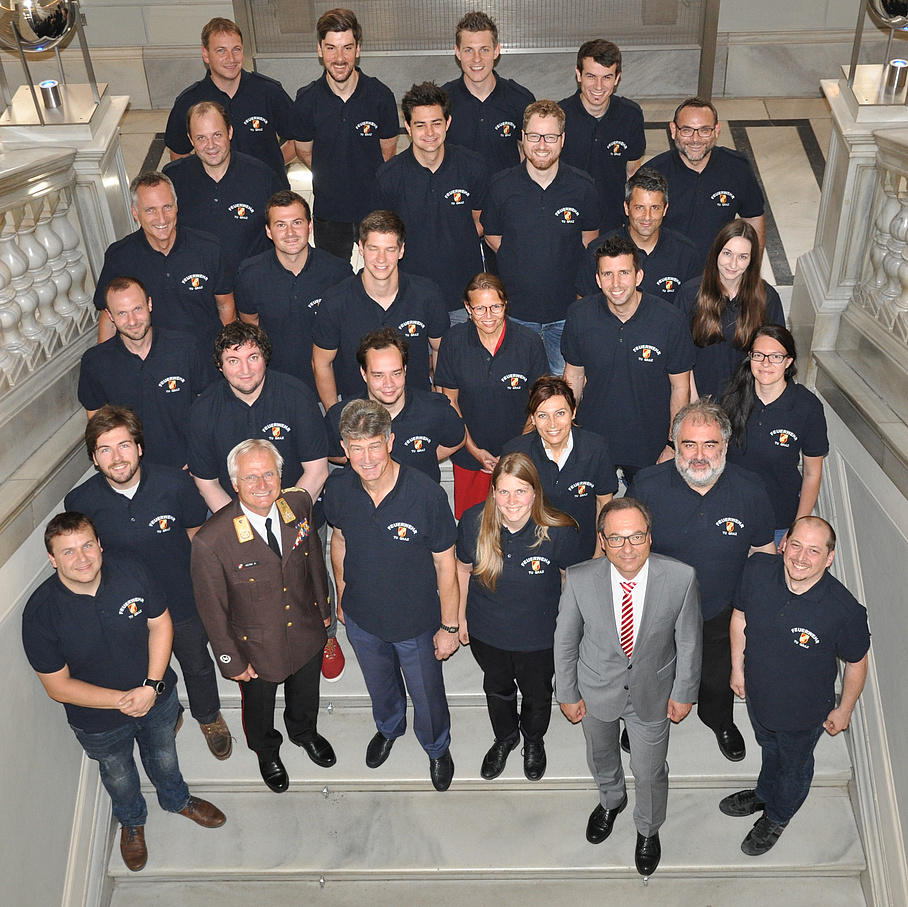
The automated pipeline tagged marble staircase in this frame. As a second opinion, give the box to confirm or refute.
[107,625,867,907]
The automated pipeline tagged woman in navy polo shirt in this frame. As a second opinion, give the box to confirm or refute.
[456,452,581,782]
[503,376,615,559]
[721,324,828,549]
[436,273,548,519]
[678,220,785,401]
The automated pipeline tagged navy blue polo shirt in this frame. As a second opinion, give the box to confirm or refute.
[22,556,178,732]
[78,327,209,469]
[371,144,489,311]
[677,277,785,401]
[629,462,775,621]
[165,69,294,186]
[456,507,583,650]
[726,382,828,528]
[312,273,449,398]
[442,75,535,174]
[65,465,207,625]
[481,162,601,323]
[93,226,232,375]
[163,151,285,279]
[502,428,616,559]
[234,247,353,393]
[576,226,701,302]
[434,319,548,471]
[323,463,457,641]
[325,388,464,483]
[292,69,399,222]
[562,292,695,468]
[735,553,870,731]
[647,146,765,266]
[188,370,328,499]
[559,92,646,235]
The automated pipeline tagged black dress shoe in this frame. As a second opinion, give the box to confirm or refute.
[294,733,337,768]
[258,753,289,793]
[716,725,746,762]
[635,831,661,875]
[429,750,455,791]
[523,741,547,781]
[480,738,518,780]
[365,731,395,769]
[586,793,627,844]
[620,727,630,754]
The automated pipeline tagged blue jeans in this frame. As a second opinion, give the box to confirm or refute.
[748,698,824,825]
[510,318,565,375]
[71,687,190,828]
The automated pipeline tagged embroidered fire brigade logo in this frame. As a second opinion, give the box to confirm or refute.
[168,380,177,390]
[521,556,550,574]
[556,207,580,224]
[158,375,185,394]
[445,189,470,206]
[405,435,431,454]
[230,203,253,220]
[495,121,516,137]
[357,120,378,136]
[398,320,425,337]
[771,428,798,448]
[182,273,208,290]
[244,115,268,132]
[263,422,291,440]
[389,521,417,541]
[119,597,144,619]
[149,515,175,533]
[711,190,736,207]
[657,275,682,294]
[414,439,423,450]
[792,627,819,649]
[633,344,661,362]
[718,516,745,536]
[569,480,594,497]
[609,140,627,156]
[502,373,528,390]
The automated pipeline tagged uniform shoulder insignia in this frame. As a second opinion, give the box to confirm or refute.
[281,486,304,494]
[276,496,297,523]
[234,515,255,543]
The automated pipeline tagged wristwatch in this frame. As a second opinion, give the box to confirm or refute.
[440,623,460,634]
[143,678,166,695]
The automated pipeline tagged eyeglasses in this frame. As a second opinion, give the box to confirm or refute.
[468,303,504,316]
[237,471,278,484]
[675,125,716,138]
[524,132,563,144]
[749,351,789,364]
[602,532,649,548]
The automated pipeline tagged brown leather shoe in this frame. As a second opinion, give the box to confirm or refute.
[178,796,226,828]
[120,825,147,871]
[199,712,233,760]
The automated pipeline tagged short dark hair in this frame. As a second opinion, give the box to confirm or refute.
[213,322,272,371]
[359,210,406,245]
[594,234,641,272]
[788,515,837,552]
[357,327,409,371]
[463,272,509,315]
[186,100,230,136]
[129,171,177,210]
[85,405,145,461]
[674,96,719,126]
[455,11,498,46]
[201,17,242,48]
[338,398,392,442]
[597,496,652,536]
[625,167,669,205]
[265,190,311,223]
[402,82,451,124]
[577,39,622,76]
[523,99,565,134]
[526,375,576,418]
[45,512,98,554]
[104,276,149,307]
[317,8,362,44]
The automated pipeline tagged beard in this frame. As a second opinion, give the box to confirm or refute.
[675,451,726,488]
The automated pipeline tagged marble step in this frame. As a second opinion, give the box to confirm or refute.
[107,786,865,883]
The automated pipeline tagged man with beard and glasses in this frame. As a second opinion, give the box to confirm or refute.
[647,98,765,267]
[629,400,775,762]
[65,406,232,761]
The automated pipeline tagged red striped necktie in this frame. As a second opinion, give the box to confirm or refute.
[620,581,636,658]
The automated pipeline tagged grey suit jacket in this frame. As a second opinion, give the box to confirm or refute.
[554,552,702,723]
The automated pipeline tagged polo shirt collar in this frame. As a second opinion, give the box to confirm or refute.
[137,224,185,257]
[499,515,537,543]
[467,317,510,352]
[670,460,730,498]
[755,380,796,414]
[318,67,366,101]
[776,555,832,604]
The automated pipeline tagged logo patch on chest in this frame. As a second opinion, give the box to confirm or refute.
[388,521,418,541]
[717,516,745,536]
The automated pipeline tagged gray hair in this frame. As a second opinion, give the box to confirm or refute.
[129,170,178,211]
[338,398,392,443]
[227,439,284,482]
[671,399,732,446]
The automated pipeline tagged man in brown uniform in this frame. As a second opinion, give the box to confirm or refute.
[191,438,335,792]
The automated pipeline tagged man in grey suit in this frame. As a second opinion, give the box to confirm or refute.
[555,497,702,876]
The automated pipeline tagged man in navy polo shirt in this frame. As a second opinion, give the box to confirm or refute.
[166,17,294,186]
[164,102,285,281]
[482,99,600,373]
[726,517,869,856]
[629,400,777,762]
[576,168,701,303]
[94,171,235,372]
[79,276,209,470]
[235,190,353,394]
[65,406,232,761]
[293,8,399,262]
[324,400,459,791]
[647,97,765,267]
[563,234,694,482]
[22,512,226,872]
[325,328,464,482]
[559,40,645,235]
[311,210,449,410]
[372,81,488,319]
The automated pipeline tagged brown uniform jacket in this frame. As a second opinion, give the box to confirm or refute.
[191,489,330,683]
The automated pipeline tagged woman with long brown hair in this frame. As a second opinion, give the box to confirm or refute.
[455,452,582,782]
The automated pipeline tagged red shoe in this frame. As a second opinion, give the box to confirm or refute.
[322,637,346,682]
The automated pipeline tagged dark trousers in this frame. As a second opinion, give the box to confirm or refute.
[748,698,824,825]
[469,636,554,745]
[171,611,221,724]
[697,606,735,732]
[313,216,357,262]
[239,648,322,758]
